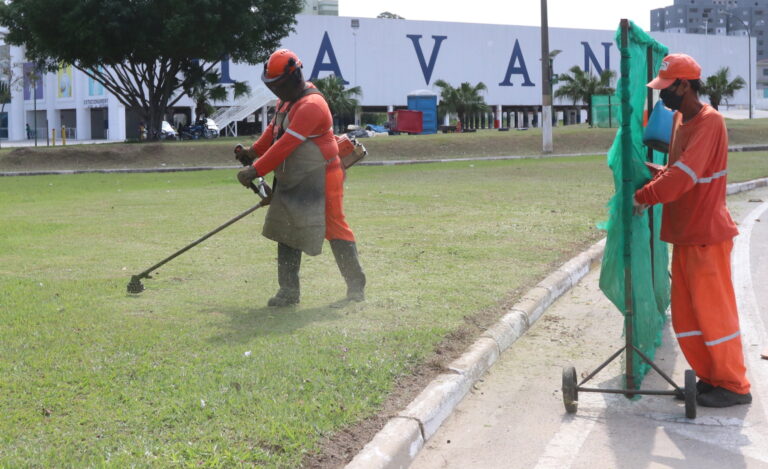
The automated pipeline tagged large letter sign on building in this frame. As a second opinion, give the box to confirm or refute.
[499,39,535,87]
[582,42,613,75]
[5,15,753,142]
[309,31,349,84]
[406,34,448,85]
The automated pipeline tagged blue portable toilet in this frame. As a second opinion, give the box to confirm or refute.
[407,90,437,134]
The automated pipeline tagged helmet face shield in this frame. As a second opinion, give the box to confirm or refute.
[262,67,305,102]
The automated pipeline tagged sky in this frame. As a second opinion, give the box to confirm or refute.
[338,0,673,31]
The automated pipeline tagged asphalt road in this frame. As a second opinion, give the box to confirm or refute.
[410,187,768,469]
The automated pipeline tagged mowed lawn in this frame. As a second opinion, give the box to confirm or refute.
[2,152,767,467]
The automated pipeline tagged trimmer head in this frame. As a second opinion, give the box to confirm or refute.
[127,275,145,294]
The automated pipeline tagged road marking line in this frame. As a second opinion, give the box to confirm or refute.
[732,200,768,422]
[533,392,605,469]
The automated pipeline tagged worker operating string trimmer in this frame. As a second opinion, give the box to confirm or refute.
[234,48,367,307]
[127,49,367,299]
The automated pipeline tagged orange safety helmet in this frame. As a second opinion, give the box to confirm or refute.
[264,49,302,79]
[262,49,306,102]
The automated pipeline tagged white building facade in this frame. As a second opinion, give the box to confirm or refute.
[1,15,757,141]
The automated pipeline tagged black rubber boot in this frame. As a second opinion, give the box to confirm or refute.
[330,239,366,302]
[268,243,301,307]
[697,387,752,408]
[675,379,715,401]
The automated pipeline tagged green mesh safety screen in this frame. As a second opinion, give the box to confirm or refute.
[598,21,671,388]
[591,95,619,128]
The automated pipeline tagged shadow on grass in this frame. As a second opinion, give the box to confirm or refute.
[203,300,363,344]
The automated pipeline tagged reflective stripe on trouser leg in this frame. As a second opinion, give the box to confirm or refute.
[676,241,750,394]
[325,161,355,242]
[671,245,713,384]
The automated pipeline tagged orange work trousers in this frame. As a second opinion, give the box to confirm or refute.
[325,157,355,242]
[671,240,750,394]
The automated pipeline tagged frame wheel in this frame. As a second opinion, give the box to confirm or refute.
[562,366,578,414]
[684,369,697,419]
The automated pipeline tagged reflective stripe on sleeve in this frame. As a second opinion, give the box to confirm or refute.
[285,128,307,141]
[672,161,728,185]
[673,161,698,184]
[676,330,703,339]
[698,170,728,184]
[705,331,741,346]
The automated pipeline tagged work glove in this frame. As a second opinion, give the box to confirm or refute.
[234,144,256,167]
[237,165,259,188]
[632,195,650,216]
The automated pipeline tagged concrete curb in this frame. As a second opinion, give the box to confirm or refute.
[3,144,768,177]
[727,177,768,195]
[345,177,768,469]
[0,165,237,177]
[344,238,605,469]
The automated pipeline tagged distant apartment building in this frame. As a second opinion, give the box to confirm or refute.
[651,0,768,92]
[302,0,338,16]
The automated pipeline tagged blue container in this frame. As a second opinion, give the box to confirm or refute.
[643,100,674,153]
[407,91,437,134]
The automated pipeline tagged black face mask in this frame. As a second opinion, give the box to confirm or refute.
[660,85,683,111]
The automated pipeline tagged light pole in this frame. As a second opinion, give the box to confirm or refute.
[27,67,40,147]
[540,0,553,153]
[724,11,753,119]
[351,18,360,128]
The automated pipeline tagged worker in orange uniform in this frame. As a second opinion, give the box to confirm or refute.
[235,49,365,307]
[634,54,750,407]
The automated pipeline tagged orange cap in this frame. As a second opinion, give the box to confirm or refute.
[264,49,302,80]
[647,53,702,89]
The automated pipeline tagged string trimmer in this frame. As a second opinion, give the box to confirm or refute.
[126,169,271,294]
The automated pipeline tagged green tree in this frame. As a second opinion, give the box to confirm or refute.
[377,11,405,19]
[701,66,746,111]
[433,79,488,129]
[312,75,362,132]
[554,65,615,127]
[0,0,303,139]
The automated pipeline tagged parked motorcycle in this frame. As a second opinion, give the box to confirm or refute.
[179,119,219,140]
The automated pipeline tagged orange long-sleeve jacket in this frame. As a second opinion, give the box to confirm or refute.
[250,83,338,176]
[634,104,738,245]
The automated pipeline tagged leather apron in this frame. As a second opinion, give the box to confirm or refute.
[261,101,327,256]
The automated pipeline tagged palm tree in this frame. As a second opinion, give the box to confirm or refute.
[183,69,250,122]
[434,79,488,130]
[701,67,746,111]
[312,75,362,132]
[554,66,615,127]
